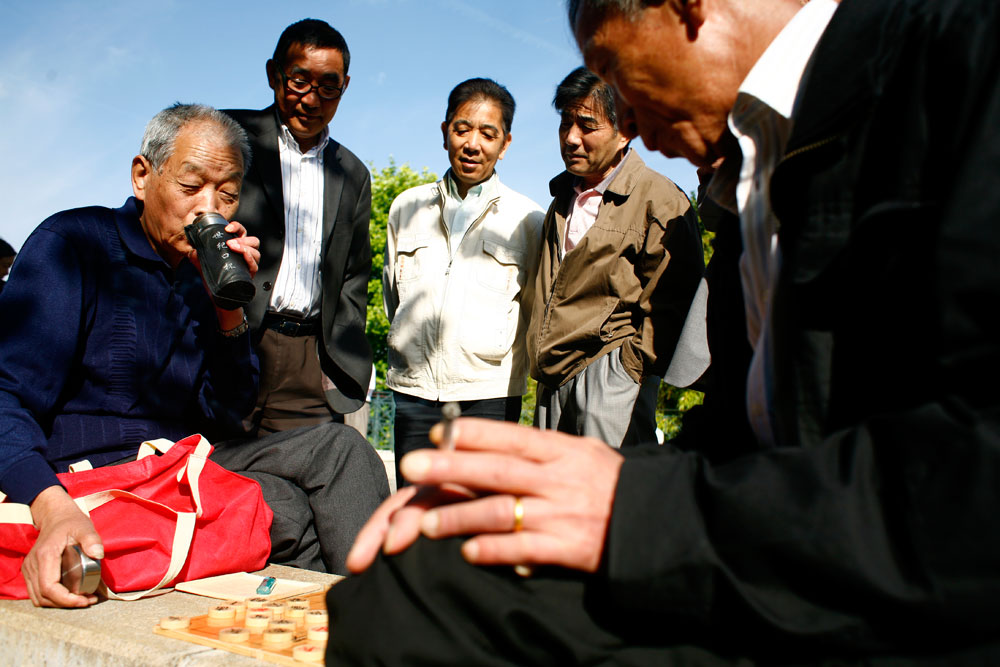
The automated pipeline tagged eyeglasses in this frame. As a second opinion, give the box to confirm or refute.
[279,71,344,101]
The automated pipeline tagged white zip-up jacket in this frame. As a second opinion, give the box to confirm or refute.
[383,175,544,401]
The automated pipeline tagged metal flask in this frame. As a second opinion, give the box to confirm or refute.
[60,544,101,595]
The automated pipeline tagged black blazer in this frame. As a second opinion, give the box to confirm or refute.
[225,107,373,413]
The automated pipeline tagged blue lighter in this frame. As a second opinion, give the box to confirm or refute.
[256,576,277,595]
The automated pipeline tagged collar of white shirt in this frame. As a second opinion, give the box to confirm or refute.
[706,0,838,212]
[276,117,331,157]
[737,0,839,124]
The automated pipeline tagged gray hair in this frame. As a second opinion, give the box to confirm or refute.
[139,103,252,174]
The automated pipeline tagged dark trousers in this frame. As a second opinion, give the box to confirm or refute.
[213,422,389,574]
[391,392,521,488]
[325,537,726,666]
[326,537,1000,666]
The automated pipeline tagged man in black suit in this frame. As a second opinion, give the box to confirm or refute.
[226,19,372,435]
[325,0,1000,663]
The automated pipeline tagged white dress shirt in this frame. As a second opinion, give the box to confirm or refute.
[723,0,839,445]
[268,118,330,318]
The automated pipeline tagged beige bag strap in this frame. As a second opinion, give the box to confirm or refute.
[0,492,189,601]
[135,436,209,517]
[69,435,212,600]
[0,435,212,599]
[178,436,210,518]
[0,441,176,514]
[137,438,176,460]
[0,500,33,524]
[138,436,209,518]
[74,488,197,601]
[51,437,182,481]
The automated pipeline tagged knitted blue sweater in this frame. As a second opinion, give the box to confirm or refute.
[0,198,258,504]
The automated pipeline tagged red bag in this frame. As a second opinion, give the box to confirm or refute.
[0,434,273,600]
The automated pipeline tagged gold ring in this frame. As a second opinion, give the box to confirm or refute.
[512,496,524,532]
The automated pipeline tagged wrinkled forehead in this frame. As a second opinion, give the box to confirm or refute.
[562,96,610,124]
[450,99,504,129]
[283,43,346,80]
[170,122,245,174]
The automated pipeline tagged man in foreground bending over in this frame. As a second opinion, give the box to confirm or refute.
[325,0,1000,663]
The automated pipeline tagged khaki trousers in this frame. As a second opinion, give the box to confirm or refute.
[246,329,339,436]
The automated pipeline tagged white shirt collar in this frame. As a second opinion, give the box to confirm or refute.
[706,0,838,213]
[736,0,839,122]
[276,114,330,157]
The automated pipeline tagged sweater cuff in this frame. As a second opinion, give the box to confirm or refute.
[0,453,62,505]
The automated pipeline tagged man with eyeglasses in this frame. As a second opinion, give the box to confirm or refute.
[225,19,374,435]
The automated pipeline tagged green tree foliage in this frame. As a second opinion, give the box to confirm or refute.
[367,160,438,391]
[519,378,538,426]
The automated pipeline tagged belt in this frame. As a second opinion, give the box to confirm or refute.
[263,314,319,337]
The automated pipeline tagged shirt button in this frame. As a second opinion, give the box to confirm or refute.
[263,282,273,291]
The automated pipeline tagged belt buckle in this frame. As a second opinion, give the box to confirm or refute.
[278,320,301,336]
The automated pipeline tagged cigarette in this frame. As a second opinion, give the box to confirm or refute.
[441,402,461,450]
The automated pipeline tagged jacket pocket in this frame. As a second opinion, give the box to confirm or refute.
[387,297,425,382]
[461,239,525,363]
[477,239,524,295]
[394,234,433,303]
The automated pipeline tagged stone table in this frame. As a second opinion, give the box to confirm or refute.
[0,564,342,666]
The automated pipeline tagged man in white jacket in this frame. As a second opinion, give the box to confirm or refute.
[382,78,544,485]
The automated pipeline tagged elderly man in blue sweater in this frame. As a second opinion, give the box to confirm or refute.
[0,103,388,607]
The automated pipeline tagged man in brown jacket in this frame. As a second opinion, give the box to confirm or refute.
[527,67,704,447]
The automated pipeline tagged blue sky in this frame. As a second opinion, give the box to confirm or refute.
[0,0,697,250]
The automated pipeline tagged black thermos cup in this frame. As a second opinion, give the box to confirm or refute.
[184,213,256,310]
